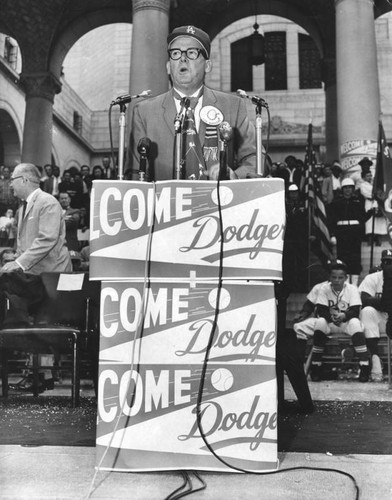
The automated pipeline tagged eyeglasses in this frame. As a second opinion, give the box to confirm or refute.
[168,48,205,61]
[10,175,24,182]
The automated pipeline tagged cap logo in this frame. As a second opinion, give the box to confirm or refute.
[187,26,196,34]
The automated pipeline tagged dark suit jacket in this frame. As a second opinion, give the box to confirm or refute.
[127,86,256,180]
[16,189,72,275]
[63,207,80,252]
[41,175,59,197]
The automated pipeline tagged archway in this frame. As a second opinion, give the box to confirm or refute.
[0,109,21,168]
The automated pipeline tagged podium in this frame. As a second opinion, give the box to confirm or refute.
[91,179,285,473]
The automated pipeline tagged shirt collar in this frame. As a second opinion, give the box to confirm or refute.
[173,86,204,100]
[25,187,40,204]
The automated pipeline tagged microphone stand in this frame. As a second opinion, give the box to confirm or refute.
[117,102,127,180]
[255,102,264,176]
[173,98,189,180]
[174,111,183,180]
[219,140,229,180]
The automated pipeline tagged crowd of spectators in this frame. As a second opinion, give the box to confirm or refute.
[267,154,389,293]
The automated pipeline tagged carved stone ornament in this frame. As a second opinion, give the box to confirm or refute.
[20,72,62,102]
[132,0,170,14]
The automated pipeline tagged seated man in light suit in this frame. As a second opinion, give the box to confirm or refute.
[128,25,258,181]
[0,163,72,392]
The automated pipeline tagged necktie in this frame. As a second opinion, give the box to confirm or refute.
[181,102,208,180]
[172,89,202,111]
[173,90,219,178]
[21,201,27,218]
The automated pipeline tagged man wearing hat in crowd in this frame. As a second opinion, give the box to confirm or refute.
[328,176,372,285]
[359,158,387,246]
[127,25,257,181]
[358,156,373,175]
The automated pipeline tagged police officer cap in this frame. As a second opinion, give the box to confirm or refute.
[358,157,373,167]
[341,177,355,188]
[167,25,211,58]
[381,249,392,261]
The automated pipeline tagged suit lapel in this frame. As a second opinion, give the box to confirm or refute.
[25,190,40,218]
[162,92,177,137]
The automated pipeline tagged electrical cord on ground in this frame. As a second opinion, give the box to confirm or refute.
[86,182,157,499]
[164,471,192,500]
[164,471,207,500]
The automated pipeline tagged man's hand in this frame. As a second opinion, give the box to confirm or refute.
[208,163,238,180]
[246,172,263,179]
[331,311,345,325]
[1,261,20,273]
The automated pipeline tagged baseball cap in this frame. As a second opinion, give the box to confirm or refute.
[167,26,211,58]
[381,249,392,261]
[328,259,347,272]
[341,177,355,188]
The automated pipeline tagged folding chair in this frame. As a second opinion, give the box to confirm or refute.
[0,272,100,407]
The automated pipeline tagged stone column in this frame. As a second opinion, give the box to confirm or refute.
[20,72,61,168]
[129,0,171,96]
[335,0,380,174]
[321,57,339,162]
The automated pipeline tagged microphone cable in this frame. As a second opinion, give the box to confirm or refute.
[263,104,271,160]
[108,103,119,179]
[86,181,157,499]
[189,178,360,500]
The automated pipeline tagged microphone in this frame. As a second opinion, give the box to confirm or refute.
[218,122,233,180]
[137,137,151,181]
[174,97,190,132]
[236,89,268,108]
[111,89,151,106]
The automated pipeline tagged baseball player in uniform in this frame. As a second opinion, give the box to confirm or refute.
[293,280,328,362]
[310,261,370,382]
[358,249,392,381]
[293,259,346,361]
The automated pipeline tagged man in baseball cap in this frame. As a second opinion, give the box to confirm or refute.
[127,25,257,181]
[167,25,211,59]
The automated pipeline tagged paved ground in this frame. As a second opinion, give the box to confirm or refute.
[1,377,392,500]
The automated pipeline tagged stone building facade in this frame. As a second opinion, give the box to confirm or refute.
[0,0,392,173]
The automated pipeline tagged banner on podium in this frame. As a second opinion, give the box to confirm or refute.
[96,280,278,472]
[89,179,285,281]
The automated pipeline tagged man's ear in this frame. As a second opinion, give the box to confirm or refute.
[166,60,171,76]
[205,59,212,74]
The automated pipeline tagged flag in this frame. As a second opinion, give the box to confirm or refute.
[303,123,333,264]
[373,120,392,202]
[373,120,392,242]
